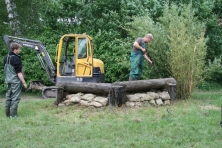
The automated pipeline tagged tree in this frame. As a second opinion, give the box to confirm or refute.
[5,0,21,36]
[1,0,220,94]
[0,0,13,93]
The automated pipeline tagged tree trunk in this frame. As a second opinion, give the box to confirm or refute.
[58,78,176,94]
[58,82,112,94]
[113,78,176,92]
[5,0,21,36]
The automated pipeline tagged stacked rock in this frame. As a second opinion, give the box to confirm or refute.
[58,93,108,108]
[125,91,171,107]
[58,91,171,108]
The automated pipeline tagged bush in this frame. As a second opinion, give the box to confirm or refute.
[163,4,207,99]
[204,56,222,83]
[126,3,207,99]
[93,31,131,82]
[197,81,222,91]
[125,16,169,79]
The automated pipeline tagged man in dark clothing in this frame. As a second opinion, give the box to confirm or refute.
[4,42,27,117]
[129,34,153,81]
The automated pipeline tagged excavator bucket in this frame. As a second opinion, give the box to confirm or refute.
[28,80,45,90]
[29,80,58,99]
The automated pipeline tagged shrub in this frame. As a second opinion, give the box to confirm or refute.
[126,3,207,99]
[163,4,207,99]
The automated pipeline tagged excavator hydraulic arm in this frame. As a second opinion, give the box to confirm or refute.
[3,35,56,84]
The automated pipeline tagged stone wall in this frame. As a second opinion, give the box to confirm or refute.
[58,91,171,108]
[125,91,171,107]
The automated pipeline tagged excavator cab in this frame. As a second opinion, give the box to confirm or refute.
[56,34,104,83]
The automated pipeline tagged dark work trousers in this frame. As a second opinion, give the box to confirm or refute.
[5,82,22,117]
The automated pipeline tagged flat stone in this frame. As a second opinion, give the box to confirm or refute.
[155,99,163,106]
[164,100,170,105]
[147,92,159,100]
[159,91,171,100]
[90,101,103,108]
[149,99,156,106]
[126,94,141,102]
[126,102,135,107]
[94,97,108,106]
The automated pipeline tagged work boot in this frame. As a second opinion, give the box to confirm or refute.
[10,109,18,118]
[5,108,10,117]
[129,76,138,81]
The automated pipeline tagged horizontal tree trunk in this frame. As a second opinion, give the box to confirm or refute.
[113,78,176,92]
[58,78,176,94]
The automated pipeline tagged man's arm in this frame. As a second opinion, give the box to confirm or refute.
[143,53,153,64]
[17,72,27,88]
[17,72,26,84]
[133,41,146,53]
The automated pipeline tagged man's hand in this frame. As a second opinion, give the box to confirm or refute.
[150,61,153,65]
[142,48,146,53]
[23,83,28,89]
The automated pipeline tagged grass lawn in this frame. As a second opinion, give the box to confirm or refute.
[0,90,222,148]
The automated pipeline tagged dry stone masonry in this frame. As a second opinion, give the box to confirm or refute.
[58,91,171,108]
[125,91,171,107]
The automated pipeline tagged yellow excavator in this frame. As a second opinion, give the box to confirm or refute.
[4,34,105,98]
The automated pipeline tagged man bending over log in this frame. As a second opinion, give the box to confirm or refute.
[129,34,153,81]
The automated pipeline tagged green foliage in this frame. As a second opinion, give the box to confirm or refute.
[205,16,222,61]
[125,16,169,79]
[14,0,50,35]
[163,4,207,99]
[169,0,222,64]
[194,0,222,64]
[93,31,131,82]
[213,0,222,17]
[197,81,222,91]
[1,0,222,94]
[0,1,13,93]
[126,3,207,99]
[43,0,84,33]
[204,56,222,82]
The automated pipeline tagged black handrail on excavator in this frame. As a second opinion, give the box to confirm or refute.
[3,35,56,84]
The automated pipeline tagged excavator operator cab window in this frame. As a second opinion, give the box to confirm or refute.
[78,38,87,59]
[60,37,75,76]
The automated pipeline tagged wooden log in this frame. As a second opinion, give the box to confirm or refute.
[57,78,176,94]
[113,78,176,92]
[57,82,112,94]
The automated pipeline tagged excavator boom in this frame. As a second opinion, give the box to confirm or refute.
[3,35,56,84]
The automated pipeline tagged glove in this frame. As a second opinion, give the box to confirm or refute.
[23,83,28,89]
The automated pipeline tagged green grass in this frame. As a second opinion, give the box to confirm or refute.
[0,90,222,148]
